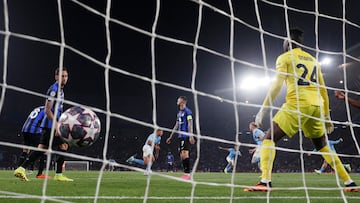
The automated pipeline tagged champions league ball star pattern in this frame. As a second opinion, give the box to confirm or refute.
[57,106,101,148]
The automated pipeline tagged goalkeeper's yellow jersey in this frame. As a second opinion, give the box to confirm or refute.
[275,48,326,109]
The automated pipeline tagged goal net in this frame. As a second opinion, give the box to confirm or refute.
[0,0,360,202]
[55,161,89,171]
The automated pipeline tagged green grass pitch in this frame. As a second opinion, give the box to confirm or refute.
[0,170,359,203]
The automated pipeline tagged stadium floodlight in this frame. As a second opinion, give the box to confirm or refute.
[320,57,332,66]
[239,76,272,90]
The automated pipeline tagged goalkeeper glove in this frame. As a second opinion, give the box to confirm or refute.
[324,115,334,134]
[255,107,267,127]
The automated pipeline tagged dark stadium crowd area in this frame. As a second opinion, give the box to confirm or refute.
[1,118,360,173]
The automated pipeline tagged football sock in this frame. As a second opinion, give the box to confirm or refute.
[146,161,152,171]
[37,154,46,176]
[132,158,144,165]
[17,152,28,166]
[260,139,276,182]
[22,150,43,169]
[319,146,352,183]
[319,167,325,173]
[56,151,66,174]
[225,163,231,172]
[183,158,190,173]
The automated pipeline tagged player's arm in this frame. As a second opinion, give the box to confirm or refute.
[44,99,54,122]
[154,144,160,159]
[255,72,285,126]
[335,91,360,108]
[188,117,195,144]
[218,146,228,151]
[166,121,178,144]
[248,148,256,154]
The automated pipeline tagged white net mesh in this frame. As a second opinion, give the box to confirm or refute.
[1,0,360,202]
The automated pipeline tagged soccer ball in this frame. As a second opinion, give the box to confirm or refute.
[57,106,101,148]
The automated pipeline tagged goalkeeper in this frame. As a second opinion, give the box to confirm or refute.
[245,28,358,192]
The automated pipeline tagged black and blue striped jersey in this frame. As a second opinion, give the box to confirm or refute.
[41,82,64,129]
[22,106,45,134]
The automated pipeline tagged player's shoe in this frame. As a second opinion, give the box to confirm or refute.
[314,169,322,174]
[53,174,73,182]
[180,173,192,180]
[14,167,29,181]
[36,174,52,179]
[223,168,228,174]
[243,182,272,192]
[344,182,358,192]
[144,170,152,176]
[126,154,136,164]
[344,164,352,172]
[27,170,33,175]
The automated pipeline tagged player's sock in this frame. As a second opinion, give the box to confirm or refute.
[146,161,152,172]
[183,158,190,174]
[17,152,28,166]
[56,155,65,174]
[319,167,325,173]
[260,139,276,182]
[319,146,352,183]
[22,150,43,169]
[37,154,46,176]
[225,164,231,172]
[132,158,145,165]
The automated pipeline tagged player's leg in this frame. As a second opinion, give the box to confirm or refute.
[14,131,49,182]
[252,148,261,171]
[311,136,357,191]
[17,132,31,167]
[315,160,327,174]
[36,154,51,179]
[53,142,73,181]
[179,137,191,179]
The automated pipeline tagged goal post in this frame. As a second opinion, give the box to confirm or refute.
[55,161,90,171]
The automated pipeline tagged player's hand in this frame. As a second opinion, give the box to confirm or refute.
[255,108,267,127]
[189,136,195,144]
[166,137,172,144]
[335,91,345,100]
[339,138,343,142]
[324,115,334,134]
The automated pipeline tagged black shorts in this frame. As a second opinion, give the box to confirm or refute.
[39,128,66,148]
[22,132,41,147]
[178,137,191,152]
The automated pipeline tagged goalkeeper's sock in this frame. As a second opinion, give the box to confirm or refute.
[22,150,43,169]
[183,158,190,173]
[319,146,353,183]
[17,152,28,166]
[132,158,144,165]
[260,139,276,182]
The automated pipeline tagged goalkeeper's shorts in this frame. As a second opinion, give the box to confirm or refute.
[273,103,325,139]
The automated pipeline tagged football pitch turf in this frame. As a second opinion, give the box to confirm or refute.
[0,170,359,203]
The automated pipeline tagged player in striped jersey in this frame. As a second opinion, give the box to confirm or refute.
[166,96,195,180]
[17,106,50,179]
[14,68,72,181]
[126,129,163,175]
